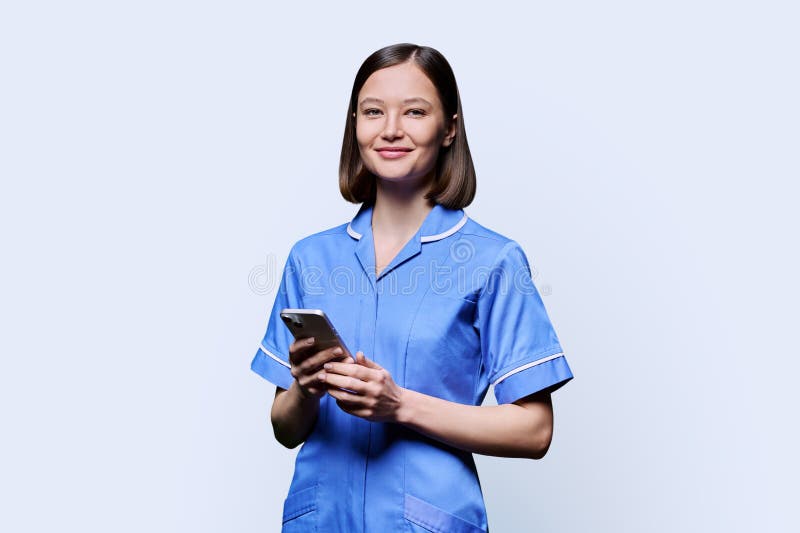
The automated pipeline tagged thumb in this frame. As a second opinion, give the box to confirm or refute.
[356,351,382,369]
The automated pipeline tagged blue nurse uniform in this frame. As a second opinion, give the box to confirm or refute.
[251,201,573,532]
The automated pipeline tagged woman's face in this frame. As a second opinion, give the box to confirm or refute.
[354,62,456,188]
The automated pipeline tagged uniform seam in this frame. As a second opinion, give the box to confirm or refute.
[475,241,518,301]
[289,227,351,255]
[297,224,349,240]
[456,232,510,246]
[287,246,313,302]
[401,227,464,524]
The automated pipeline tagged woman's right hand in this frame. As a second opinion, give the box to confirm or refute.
[288,337,353,400]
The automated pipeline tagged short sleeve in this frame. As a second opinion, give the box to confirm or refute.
[249,248,302,390]
[476,241,573,404]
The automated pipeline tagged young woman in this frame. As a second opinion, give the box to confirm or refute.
[251,43,573,533]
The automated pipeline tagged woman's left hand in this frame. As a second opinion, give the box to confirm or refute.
[319,351,404,422]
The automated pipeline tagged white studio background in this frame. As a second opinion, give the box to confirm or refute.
[1,1,798,532]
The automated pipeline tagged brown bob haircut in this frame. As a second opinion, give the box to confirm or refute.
[339,43,477,209]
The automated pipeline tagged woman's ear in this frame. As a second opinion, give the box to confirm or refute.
[442,113,458,147]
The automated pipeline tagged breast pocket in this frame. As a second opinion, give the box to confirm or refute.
[405,293,480,403]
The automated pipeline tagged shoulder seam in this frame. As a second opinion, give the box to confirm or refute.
[292,224,350,245]
[459,219,515,243]
[476,240,520,301]
[457,229,510,243]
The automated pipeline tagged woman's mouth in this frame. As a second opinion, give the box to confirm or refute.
[376,147,412,159]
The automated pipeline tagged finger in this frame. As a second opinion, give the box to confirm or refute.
[333,398,359,415]
[327,387,366,408]
[319,372,370,394]
[323,360,375,380]
[288,337,316,362]
[289,336,315,353]
[295,346,346,374]
[295,368,325,390]
[358,353,383,370]
[327,387,360,402]
[328,393,372,419]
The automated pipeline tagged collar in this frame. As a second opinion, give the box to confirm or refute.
[346,202,468,243]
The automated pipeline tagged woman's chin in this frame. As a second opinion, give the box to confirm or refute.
[373,171,434,187]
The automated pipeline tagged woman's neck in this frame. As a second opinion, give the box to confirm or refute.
[371,175,435,240]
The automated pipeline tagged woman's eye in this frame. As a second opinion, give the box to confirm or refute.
[361,108,425,117]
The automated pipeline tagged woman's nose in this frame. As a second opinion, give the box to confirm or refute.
[381,112,404,140]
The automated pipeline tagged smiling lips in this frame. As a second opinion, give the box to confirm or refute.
[376,147,413,159]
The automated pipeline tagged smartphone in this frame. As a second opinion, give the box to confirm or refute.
[280,308,354,362]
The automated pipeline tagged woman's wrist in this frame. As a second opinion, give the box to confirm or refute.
[294,379,312,400]
[394,387,417,425]
[290,379,320,404]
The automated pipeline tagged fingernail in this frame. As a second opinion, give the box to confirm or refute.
[306,337,315,345]
[318,372,326,380]
[324,363,332,370]
[333,348,343,355]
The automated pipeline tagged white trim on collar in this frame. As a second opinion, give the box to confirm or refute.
[420,213,468,242]
[347,212,468,243]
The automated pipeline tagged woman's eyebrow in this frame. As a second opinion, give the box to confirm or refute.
[358,97,433,107]
[403,97,433,107]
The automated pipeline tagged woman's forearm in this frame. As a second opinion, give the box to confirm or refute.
[320,354,554,458]
[270,382,320,449]
[395,388,553,459]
